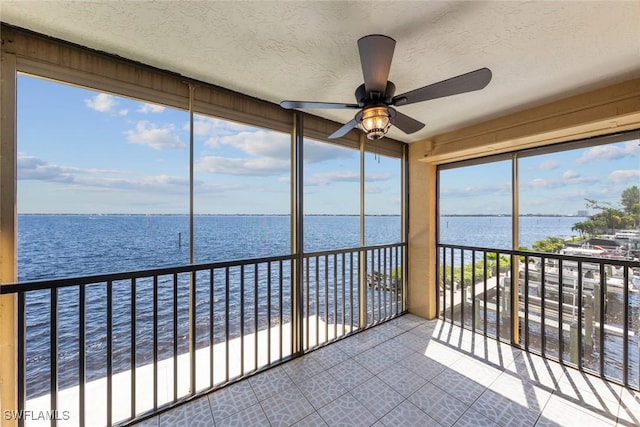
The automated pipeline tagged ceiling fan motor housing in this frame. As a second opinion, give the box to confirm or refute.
[355,81,396,107]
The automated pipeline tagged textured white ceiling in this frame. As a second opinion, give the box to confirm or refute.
[2,1,640,143]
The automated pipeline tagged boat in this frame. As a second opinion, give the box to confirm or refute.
[560,239,637,261]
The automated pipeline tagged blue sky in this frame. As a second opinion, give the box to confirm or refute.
[440,139,640,215]
[18,73,637,217]
[17,74,401,215]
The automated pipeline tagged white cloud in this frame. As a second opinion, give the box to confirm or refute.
[195,156,289,176]
[17,153,198,194]
[525,172,598,189]
[307,171,359,186]
[304,140,356,163]
[526,178,557,189]
[17,153,126,182]
[125,121,186,150]
[85,93,120,113]
[366,173,393,182]
[561,169,579,180]
[18,153,76,182]
[77,175,190,192]
[217,130,290,159]
[193,119,356,164]
[137,103,166,114]
[607,169,640,184]
[440,182,511,198]
[538,159,560,170]
[306,171,393,186]
[576,141,640,164]
[193,116,250,139]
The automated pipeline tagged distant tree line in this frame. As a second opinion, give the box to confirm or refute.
[522,186,639,253]
[570,186,639,238]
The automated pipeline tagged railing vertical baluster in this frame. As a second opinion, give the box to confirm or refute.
[599,263,605,377]
[450,247,454,323]
[350,252,354,331]
[436,246,441,318]
[267,262,272,365]
[305,257,310,350]
[209,269,214,388]
[496,253,500,341]
[325,254,329,341]
[471,250,476,332]
[483,251,487,336]
[240,265,245,375]
[510,253,516,345]
[131,278,137,417]
[460,249,465,326]
[558,259,564,362]
[577,262,583,370]
[189,271,196,394]
[370,249,375,325]
[377,248,381,322]
[524,255,529,351]
[225,267,230,382]
[363,249,368,328]
[106,281,113,427]
[172,273,178,401]
[342,252,346,336]
[153,276,158,408]
[394,245,399,315]
[334,253,338,339]
[383,247,387,320]
[441,246,446,320]
[278,260,283,361]
[254,264,258,371]
[623,264,629,386]
[403,244,407,312]
[18,292,26,427]
[79,286,86,426]
[315,256,319,346]
[50,287,58,427]
[541,258,546,357]
[291,258,296,356]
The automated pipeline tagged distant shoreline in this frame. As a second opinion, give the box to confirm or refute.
[18,213,402,217]
[441,214,588,218]
[18,213,586,217]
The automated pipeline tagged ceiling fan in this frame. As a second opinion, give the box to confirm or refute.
[280,34,492,140]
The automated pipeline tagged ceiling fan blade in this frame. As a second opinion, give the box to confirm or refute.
[328,119,358,139]
[280,101,359,110]
[358,35,396,96]
[392,68,492,106]
[392,110,425,134]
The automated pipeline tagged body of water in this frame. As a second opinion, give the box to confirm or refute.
[17,214,636,396]
[439,215,584,248]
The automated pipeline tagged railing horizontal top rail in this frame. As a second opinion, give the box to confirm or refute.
[0,253,295,294]
[437,243,638,268]
[0,242,406,294]
[302,242,406,259]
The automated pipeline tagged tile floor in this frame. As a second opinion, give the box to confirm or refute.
[132,314,640,426]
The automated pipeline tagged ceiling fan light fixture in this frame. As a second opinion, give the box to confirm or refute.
[359,106,392,140]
